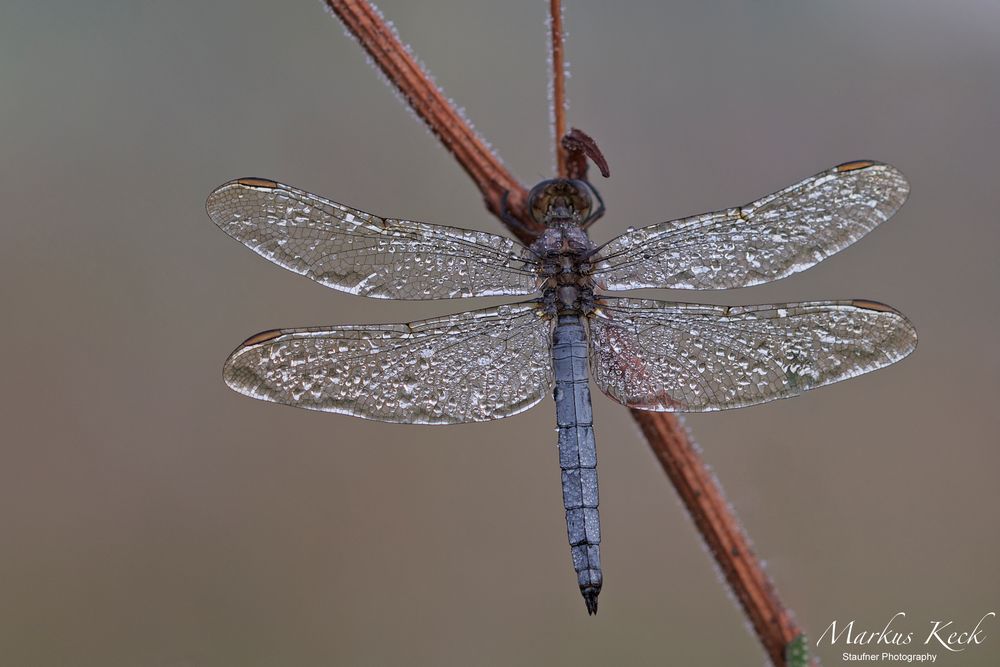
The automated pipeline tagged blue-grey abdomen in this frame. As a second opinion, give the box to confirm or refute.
[552,313,602,614]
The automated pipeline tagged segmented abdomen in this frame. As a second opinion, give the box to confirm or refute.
[551,312,602,614]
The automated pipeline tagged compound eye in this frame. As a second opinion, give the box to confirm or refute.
[527,180,554,224]
[569,180,593,218]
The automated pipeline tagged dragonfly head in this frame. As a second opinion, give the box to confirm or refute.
[528,179,593,226]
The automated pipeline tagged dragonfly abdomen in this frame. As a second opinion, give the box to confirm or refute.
[552,313,602,615]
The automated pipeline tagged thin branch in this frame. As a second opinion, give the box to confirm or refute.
[325,2,813,664]
[631,412,807,665]
[325,0,542,245]
[549,0,567,176]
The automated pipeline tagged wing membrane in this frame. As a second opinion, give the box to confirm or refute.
[224,303,553,424]
[593,161,909,290]
[589,297,916,412]
[207,178,540,299]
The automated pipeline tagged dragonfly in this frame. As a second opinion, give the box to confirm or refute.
[206,160,917,615]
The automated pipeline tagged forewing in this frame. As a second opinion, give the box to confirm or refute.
[224,303,553,424]
[589,297,916,412]
[593,161,909,290]
[207,178,540,299]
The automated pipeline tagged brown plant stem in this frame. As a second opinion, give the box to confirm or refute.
[549,0,567,176]
[324,1,811,664]
[325,0,542,245]
[631,412,806,665]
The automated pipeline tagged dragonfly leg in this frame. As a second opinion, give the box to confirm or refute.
[499,189,538,237]
[581,185,606,229]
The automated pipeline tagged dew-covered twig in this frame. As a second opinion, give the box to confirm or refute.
[549,0,567,176]
[632,411,811,666]
[324,0,542,244]
[324,1,812,663]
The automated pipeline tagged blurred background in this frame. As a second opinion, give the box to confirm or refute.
[2,1,998,665]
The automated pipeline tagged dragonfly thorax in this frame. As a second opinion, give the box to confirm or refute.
[531,223,593,256]
[528,180,599,315]
[533,225,598,316]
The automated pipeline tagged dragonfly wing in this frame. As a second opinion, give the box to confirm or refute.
[593,161,909,290]
[207,178,540,299]
[224,303,553,424]
[589,297,916,412]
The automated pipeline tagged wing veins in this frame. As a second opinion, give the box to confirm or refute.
[589,298,916,412]
[592,163,908,291]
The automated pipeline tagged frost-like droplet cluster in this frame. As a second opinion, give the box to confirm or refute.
[206,179,540,300]
[593,163,909,291]
[223,303,554,424]
[590,299,917,412]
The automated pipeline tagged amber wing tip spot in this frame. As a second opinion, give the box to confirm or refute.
[835,160,877,172]
[242,329,284,346]
[236,177,279,189]
[850,299,898,314]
